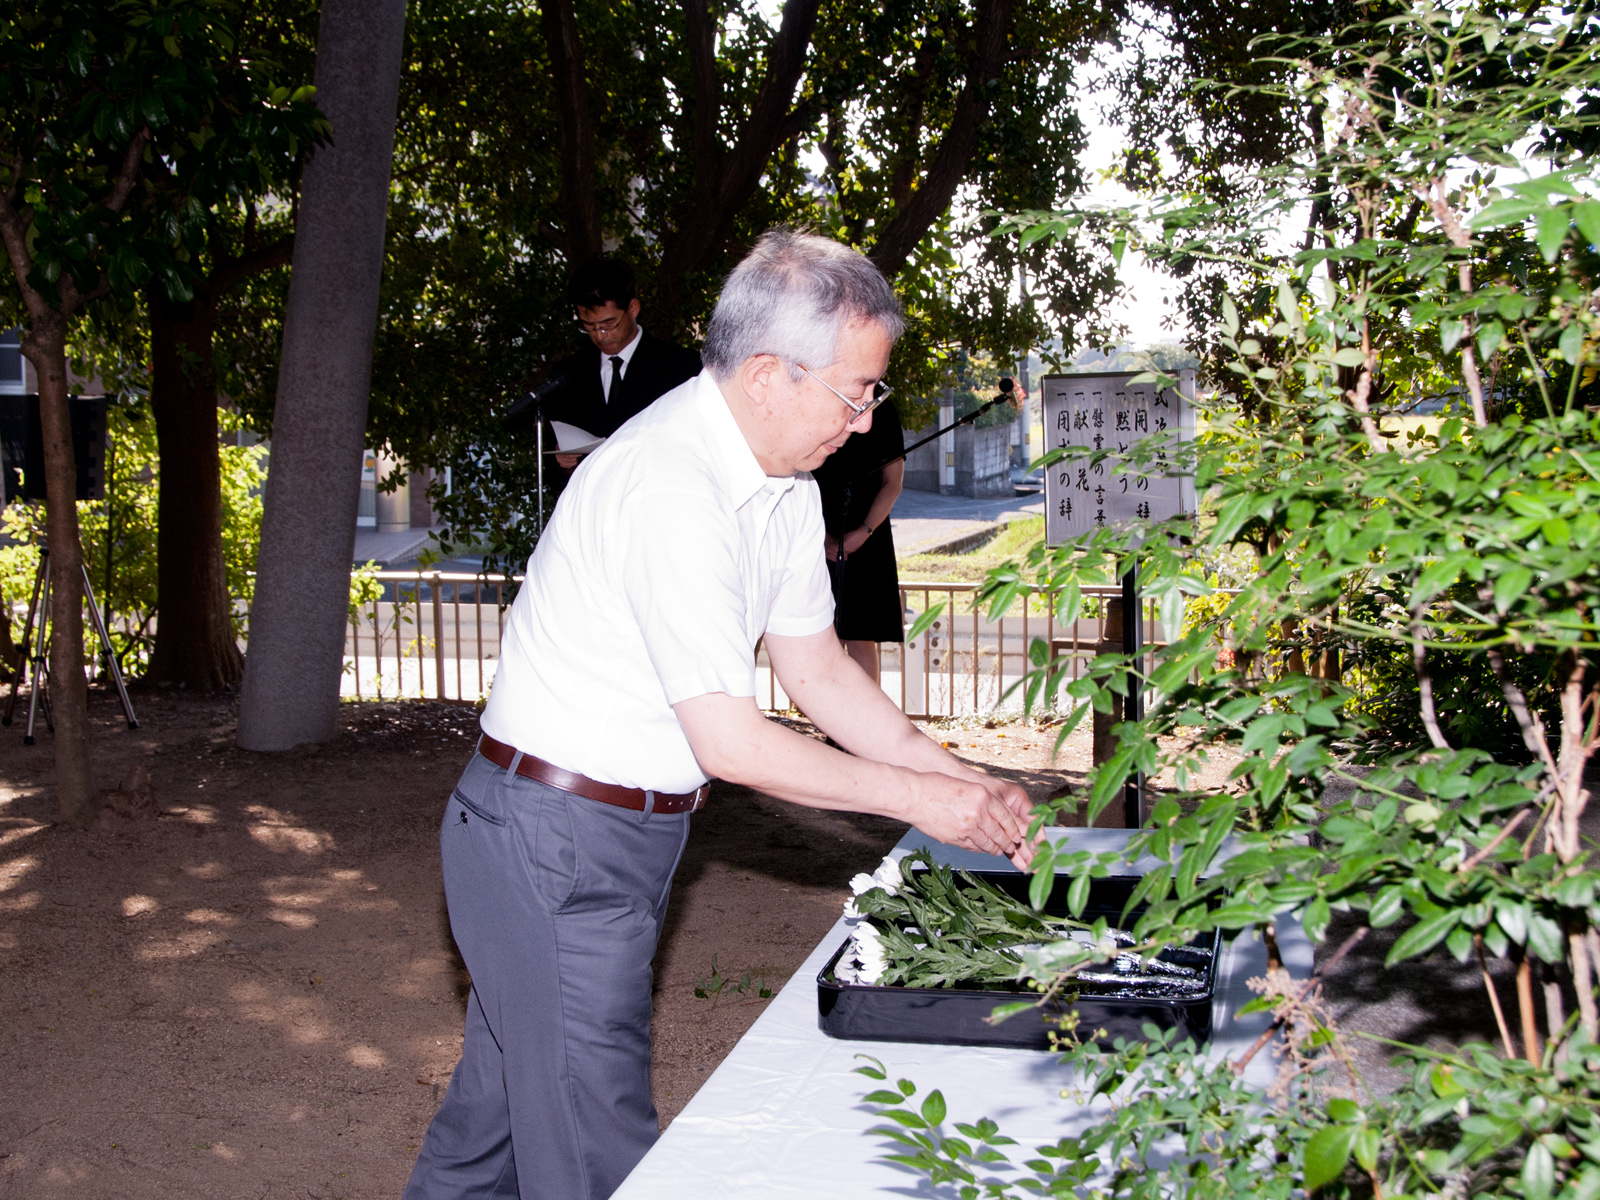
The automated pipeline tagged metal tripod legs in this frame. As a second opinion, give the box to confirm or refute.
[2,546,139,742]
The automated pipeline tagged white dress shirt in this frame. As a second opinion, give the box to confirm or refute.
[480,371,835,792]
[600,326,644,399]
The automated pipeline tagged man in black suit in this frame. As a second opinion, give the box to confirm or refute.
[546,258,701,469]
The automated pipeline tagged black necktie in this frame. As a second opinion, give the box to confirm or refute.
[607,355,624,403]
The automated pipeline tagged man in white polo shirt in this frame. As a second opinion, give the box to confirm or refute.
[403,231,1035,1200]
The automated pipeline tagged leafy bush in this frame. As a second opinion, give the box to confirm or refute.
[873,5,1600,1196]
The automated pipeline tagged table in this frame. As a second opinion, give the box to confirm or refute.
[614,828,1311,1197]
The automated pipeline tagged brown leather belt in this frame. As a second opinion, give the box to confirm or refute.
[476,733,709,814]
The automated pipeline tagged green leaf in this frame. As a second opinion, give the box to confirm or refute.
[1536,205,1570,262]
[1304,1124,1357,1191]
[1525,1140,1555,1199]
[906,602,946,641]
[1431,1063,1466,1098]
[921,1090,947,1126]
[1527,911,1564,962]
[1492,565,1532,613]
[1326,1098,1361,1123]
[1332,347,1367,367]
[884,1110,928,1130]
[1472,197,1540,229]
[1369,886,1405,928]
[1575,200,1600,248]
[987,1001,1035,1024]
[1028,861,1055,912]
[1560,322,1585,365]
[1067,872,1090,918]
[1353,1125,1382,1173]
[1385,908,1461,966]
[1477,320,1504,361]
[1221,294,1239,338]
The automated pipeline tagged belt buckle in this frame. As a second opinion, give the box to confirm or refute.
[690,784,708,813]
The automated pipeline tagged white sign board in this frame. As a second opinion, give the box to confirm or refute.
[1041,371,1196,546]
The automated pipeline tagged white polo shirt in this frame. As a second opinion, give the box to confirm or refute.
[479,371,835,793]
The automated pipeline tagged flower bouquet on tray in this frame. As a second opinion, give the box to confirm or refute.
[817,850,1220,1049]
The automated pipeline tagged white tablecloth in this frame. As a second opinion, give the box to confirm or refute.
[615,827,1311,1198]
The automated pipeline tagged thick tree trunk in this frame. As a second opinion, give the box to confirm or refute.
[237,0,407,751]
[23,313,98,823]
[147,288,245,690]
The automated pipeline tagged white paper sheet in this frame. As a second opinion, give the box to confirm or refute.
[548,420,605,455]
[615,828,1311,1197]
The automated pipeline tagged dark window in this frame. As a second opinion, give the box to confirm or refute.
[0,328,21,392]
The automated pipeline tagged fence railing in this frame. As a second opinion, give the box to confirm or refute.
[344,571,513,702]
[757,582,1180,718]
[344,571,1217,718]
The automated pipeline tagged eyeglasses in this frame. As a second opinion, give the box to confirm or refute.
[796,363,892,426]
[577,316,624,335]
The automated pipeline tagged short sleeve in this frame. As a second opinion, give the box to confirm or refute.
[766,485,835,636]
[619,487,761,704]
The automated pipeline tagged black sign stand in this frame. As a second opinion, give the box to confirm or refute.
[1121,564,1144,827]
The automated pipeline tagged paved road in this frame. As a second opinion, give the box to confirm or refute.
[890,477,1043,555]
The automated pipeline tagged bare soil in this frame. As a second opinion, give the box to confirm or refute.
[0,692,1100,1200]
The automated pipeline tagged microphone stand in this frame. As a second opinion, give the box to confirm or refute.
[852,381,1017,487]
[827,382,1018,594]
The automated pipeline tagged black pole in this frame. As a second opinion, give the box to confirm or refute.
[1121,564,1143,827]
[850,377,1016,486]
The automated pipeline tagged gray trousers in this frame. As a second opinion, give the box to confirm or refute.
[403,751,691,1200]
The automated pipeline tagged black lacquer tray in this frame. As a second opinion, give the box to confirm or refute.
[817,873,1219,1051]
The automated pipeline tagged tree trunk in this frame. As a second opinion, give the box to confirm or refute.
[22,312,98,823]
[147,287,245,690]
[0,586,17,682]
[237,0,408,752]
[540,0,602,262]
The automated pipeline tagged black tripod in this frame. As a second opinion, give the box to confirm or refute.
[2,545,138,743]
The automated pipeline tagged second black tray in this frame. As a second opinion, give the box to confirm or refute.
[817,872,1219,1051]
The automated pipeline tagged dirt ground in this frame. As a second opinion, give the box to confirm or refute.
[0,691,1114,1200]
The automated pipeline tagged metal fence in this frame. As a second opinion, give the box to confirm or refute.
[343,571,1200,718]
[757,582,1179,718]
[343,572,513,702]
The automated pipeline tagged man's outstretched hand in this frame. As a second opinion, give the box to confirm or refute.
[909,772,1040,870]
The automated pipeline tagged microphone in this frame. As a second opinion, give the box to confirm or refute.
[503,368,572,429]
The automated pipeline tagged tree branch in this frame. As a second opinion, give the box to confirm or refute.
[1423,176,1488,428]
[685,0,722,206]
[1231,926,1367,1076]
[1486,644,1558,775]
[541,0,602,263]
[1458,807,1531,873]
[103,128,153,215]
[0,187,39,314]
[1411,621,1451,750]
[867,0,1014,280]
[1478,936,1518,1058]
[211,234,296,298]
[654,0,821,321]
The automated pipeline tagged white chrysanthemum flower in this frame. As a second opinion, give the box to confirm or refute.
[872,855,903,894]
[853,922,888,984]
[848,872,877,896]
[842,899,862,922]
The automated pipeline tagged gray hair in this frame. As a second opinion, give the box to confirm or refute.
[701,230,905,381]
